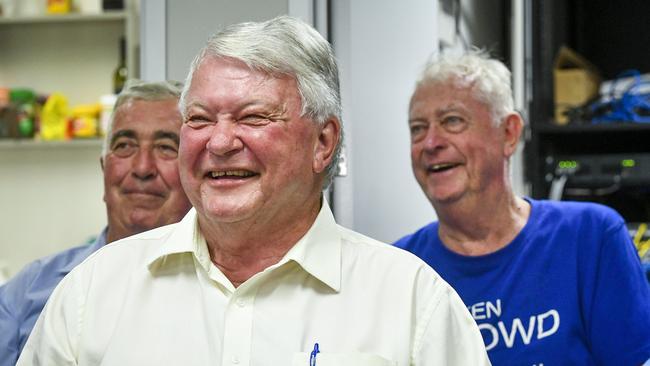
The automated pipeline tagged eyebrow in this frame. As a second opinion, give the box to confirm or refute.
[435,104,469,117]
[110,130,136,147]
[184,100,284,115]
[153,131,180,145]
[110,129,180,146]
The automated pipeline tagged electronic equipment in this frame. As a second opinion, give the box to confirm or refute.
[546,153,650,189]
[545,153,650,223]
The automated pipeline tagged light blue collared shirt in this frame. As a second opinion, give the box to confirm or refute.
[0,228,107,366]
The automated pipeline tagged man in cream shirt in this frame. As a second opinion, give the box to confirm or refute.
[18,16,490,365]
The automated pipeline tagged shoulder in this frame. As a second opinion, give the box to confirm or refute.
[81,223,177,270]
[1,242,97,296]
[337,224,446,290]
[530,198,625,230]
[393,221,438,250]
[338,224,427,263]
[0,241,100,322]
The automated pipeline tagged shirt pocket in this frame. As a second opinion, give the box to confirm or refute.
[291,351,397,366]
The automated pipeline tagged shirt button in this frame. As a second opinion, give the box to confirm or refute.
[236,299,246,307]
[232,356,240,364]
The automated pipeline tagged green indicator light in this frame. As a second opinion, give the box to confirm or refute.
[621,159,635,168]
[558,160,578,169]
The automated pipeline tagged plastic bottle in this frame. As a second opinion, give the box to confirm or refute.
[113,37,127,94]
[41,93,70,140]
[9,88,36,138]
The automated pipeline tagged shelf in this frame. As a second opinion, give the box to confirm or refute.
[0,11,126,25]
[0,138,102,150]
[535,122,650,135]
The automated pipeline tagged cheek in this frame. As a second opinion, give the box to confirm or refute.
[410,143,424,167]
[103,158,129,188]
[159,161,184,187]
[179,129,207,167]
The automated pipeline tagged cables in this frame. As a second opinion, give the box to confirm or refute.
[590,70,650,124]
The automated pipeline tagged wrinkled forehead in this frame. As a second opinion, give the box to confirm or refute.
[183,57,301,112]
[113,99,182,134]
[410,79,474,108]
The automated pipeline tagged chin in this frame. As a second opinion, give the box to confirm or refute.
[128,215,162,233]
[199,198,259,223]
[426,189,465,206]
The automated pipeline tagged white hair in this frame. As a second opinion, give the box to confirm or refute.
[179,15,343,188]
[416,49,515,125]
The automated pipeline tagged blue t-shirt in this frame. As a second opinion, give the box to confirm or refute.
[0,229,107,366]
[395,199,650,366]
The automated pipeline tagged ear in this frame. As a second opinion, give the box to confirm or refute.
[100,156,105,171]
[313,117,341,174]
[502,112,524,158]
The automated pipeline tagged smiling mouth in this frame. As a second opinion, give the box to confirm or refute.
[208,170,258,179]
[124,189,164,198]
[427,163,460,173]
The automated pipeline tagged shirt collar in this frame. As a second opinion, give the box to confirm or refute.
[280,198,341,291]
[146,208,200,268]
[147,199,342,292]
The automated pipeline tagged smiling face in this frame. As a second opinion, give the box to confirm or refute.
[409,80,513,207]
[103,98,192,242]
[179,57,338,229]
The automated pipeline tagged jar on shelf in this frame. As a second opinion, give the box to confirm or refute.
[0,88,18,138]
[9,88,36,139]
[70,103,101,138]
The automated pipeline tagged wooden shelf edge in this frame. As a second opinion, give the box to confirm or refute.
[0,139,103,150]
[0,11,126,25]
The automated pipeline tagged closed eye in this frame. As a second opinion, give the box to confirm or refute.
[154,142,178,159]
[240,114,272,126]
[409,121,428,142]
[111,140,138,157]
[185,115,213,128]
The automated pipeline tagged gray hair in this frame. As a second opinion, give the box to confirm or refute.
[102,79,184,156]
[416,49,515,125]
[179,15,343,188]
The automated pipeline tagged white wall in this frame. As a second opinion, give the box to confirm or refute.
[166,0,289,81]
[0,143,105,278]
[330,0,439,243]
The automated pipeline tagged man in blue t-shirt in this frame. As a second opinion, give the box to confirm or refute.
[395,50,650,365]
[0,80,192,365]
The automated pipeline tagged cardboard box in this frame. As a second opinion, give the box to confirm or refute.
[554,46,601,124]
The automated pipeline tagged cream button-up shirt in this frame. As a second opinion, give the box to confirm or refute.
[18,201,489,366]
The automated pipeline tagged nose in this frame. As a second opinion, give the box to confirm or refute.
[205,121,243,156]
[421,124,448,153]
[131,147,157,180]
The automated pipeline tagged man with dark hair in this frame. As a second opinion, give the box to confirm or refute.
[0,80,191,365]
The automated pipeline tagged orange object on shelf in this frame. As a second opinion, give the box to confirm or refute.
[70,104,101,138]
[47,0,71,14]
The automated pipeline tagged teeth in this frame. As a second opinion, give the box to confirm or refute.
[210,170,254,178]
[430,163,456,172]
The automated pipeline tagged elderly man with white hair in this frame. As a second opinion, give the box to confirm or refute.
[396,50,650,365]
[17,16,489,366]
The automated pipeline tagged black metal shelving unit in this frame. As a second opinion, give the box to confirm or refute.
[524,0,650,223]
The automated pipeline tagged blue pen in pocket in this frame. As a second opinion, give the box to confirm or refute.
[309,343,320,366]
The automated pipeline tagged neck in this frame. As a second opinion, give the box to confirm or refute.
[200,195,322,287]
[435,191,530,256]
[105,226,132,244]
